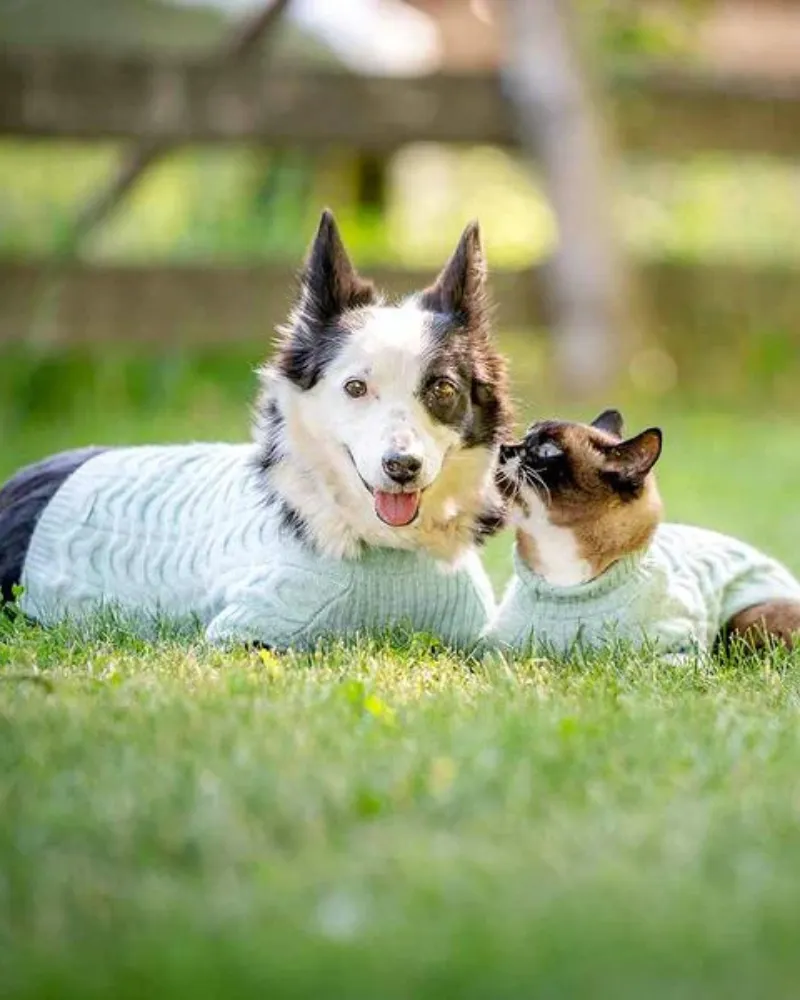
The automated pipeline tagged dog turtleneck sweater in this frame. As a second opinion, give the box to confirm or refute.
[488,523,800,657]
[19,444,496,650]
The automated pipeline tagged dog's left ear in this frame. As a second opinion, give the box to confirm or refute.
[419,221,487,325]
[299,209,376,325]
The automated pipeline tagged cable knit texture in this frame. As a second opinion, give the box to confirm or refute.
[489,523,800,656]
[20,444,495,650]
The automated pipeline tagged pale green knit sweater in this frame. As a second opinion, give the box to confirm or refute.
[489,523,800,657]
[19,445,495,650]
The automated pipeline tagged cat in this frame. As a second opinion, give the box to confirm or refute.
[489,409,800,658]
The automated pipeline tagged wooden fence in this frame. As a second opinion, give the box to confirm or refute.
[2,45,800,375]
[4,50,800,155]
[3,258,799,350]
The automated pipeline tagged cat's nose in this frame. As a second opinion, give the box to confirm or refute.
[499,443,523,463]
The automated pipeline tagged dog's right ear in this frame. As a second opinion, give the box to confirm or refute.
[419,221,487,326]
[277,211,376,389]
[298,210,376,325]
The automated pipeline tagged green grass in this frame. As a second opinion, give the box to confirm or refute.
[4,350,800,996]
[4,626,800,998]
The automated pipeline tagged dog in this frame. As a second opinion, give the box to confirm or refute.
[0,211,513,649]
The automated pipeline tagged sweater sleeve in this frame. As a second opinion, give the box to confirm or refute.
[485,576,531,653]
[205,602,297,648]
[717,538,800,625]
[205,564,350,649]
[443,552,497,652]
[206,553,496,652]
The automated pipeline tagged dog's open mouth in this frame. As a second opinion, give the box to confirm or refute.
[373,490,421,528]
[346,449,422,527]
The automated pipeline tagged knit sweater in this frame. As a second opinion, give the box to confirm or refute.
[19,444,495,650]
[489,523,800,657]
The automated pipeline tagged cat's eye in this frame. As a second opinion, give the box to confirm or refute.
[344,379,368,399]
[535,441,562,460]
[429,378,458,404]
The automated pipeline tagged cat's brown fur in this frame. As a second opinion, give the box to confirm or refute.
[499,410,800,649]
[722,601,800,651]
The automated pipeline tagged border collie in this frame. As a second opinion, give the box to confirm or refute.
[0,211,513,649]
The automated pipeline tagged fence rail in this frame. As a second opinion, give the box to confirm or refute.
[3,49,800,155]
[2,259,798,349]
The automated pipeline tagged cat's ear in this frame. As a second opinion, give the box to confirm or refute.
[591,409,625,437]
[418,221,487,325]
[605,428,662,488]
[298,209,376,325]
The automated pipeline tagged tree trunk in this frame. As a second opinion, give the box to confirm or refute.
[504,0,637,398]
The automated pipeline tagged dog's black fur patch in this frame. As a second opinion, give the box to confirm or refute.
[0,447,108,605]
[416,223,512,452]
[277,500,310,544]
[254,397,285,473]
[252,400,310,542]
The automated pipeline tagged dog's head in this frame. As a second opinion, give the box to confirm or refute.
[258,210,513,560]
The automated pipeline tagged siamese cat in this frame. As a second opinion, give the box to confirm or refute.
[490,410,800,657]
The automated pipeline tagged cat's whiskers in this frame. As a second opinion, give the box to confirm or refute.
[525,469,552,508]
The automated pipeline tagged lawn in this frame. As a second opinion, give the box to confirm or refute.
[3,348,800,997]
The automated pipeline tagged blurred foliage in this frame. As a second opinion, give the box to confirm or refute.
[4,137,800,271]
[0,0,338,63]
[581,0,711,65]
[623,156,800,266]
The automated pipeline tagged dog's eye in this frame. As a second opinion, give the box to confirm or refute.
[344,379,368,399]
[430,379,458,404]
[535,441,562,460]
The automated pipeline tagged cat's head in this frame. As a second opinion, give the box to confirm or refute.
[497,410,664,585]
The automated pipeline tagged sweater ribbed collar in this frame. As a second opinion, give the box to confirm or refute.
[512,545,650,604]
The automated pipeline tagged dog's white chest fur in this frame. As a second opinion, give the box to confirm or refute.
[515,494,593,587]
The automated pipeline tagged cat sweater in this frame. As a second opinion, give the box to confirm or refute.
[489,523,800,657]
[18,444,495,650]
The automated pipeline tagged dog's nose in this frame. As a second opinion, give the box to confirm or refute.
[382,452,422,484]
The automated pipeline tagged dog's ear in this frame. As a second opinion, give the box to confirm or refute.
[298,209,376,324]
[277,211,376,389]
[591,409,625,438]
[419,221,487,325]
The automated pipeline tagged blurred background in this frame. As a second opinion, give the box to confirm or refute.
[2,0,800,583]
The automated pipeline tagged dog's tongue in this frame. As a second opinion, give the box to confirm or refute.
[374,490,421,527]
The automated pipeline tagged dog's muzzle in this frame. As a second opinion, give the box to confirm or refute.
[345,448,423,528]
